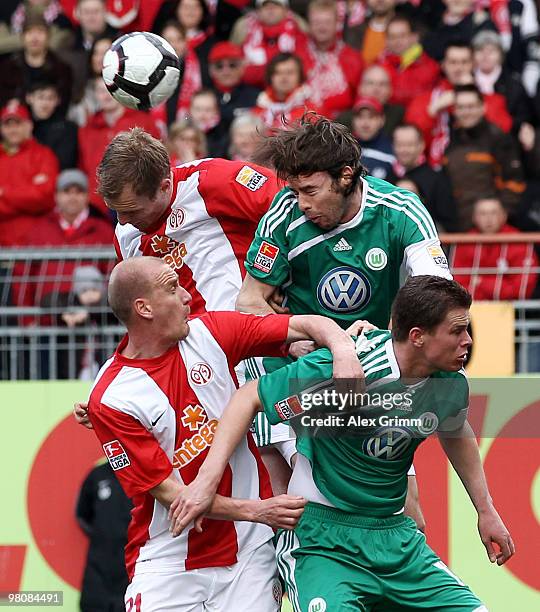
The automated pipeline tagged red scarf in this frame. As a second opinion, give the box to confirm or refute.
[303,40,349,109]
[242,12,305,67]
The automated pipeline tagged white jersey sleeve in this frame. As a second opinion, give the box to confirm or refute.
[403,237,453,280]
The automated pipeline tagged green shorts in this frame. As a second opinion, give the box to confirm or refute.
[276,503,486,612]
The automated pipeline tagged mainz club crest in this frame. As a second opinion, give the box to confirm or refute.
[189,362,213,385]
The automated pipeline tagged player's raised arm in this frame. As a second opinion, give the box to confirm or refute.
[286,314,362,381]
[438,421,515,565]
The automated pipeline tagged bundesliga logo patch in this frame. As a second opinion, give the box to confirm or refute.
[254,241,279,273]
[275,395,303,420]
[427,245,449,269]
[235,165,268,191]
[103,440,130,471]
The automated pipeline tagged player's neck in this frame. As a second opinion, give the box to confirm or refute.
[121,333,176,360]
[392,340,434,380]
[340,184,363,224]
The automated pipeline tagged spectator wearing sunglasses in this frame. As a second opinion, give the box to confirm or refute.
[208,42,261,132]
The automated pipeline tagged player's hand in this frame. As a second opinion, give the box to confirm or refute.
[268,288,290,314]
[477,507,515,565]
[345,319,378,336]
[74,401,93,429]
[288,340,316,358]
[168,479,216,537]
[252,495,307,530]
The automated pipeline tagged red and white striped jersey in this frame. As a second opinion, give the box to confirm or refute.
[113,159,281,315]
[88,311,290,579]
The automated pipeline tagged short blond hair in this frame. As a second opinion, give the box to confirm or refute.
[97,128,170,203]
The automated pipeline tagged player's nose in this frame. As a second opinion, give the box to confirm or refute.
[180,287,192,304]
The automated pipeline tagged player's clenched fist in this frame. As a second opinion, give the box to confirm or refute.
[252,495,307,530]
[74,401,92,429]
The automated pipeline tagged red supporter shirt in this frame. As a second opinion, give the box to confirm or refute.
[79,109,160,215]
[88,311,290,578]
[114,159,281,315]
[0,138,59,246]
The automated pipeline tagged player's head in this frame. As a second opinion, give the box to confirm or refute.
[254,114,367,230]
[97,128,172,232]
[391,276,472,372]
[108,257,191,342]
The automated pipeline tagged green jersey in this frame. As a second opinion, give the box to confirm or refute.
[246,176,450,329]
[257,330,469,516]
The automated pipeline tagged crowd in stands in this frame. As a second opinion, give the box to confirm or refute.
[1,0,540,320]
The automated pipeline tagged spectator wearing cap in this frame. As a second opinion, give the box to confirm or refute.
[443,84,525,230]
[386,123,459,232]
[230,0,308,89]
[0,12,73,113]
[295,0,363,119]
[253,52,318,129]
[377,14,440,108]
[336,65,404,139]
[421,0,497,63]
[151,21,202,136]
[472,30,533,142]
[208,41,261,132]
[27,81,78,169]
[32,169,114,248]
[12,169,114,325]
[78,78,160,218]
[352,96,395,180]
[0,99,59,246]
[42,264,116,379]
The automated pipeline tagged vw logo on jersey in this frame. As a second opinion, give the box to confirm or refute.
[363,427,413,460]
[317,267,371,313]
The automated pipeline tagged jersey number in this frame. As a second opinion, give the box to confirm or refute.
[126,593,141,611]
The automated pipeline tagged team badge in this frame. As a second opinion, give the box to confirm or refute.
[317,267,371,313]
[167,208,185,230]
[308,598,327,612]
[427,245,449,269]
[254,241,279,273]
[189,362,213,386]
[365,247,387,271]
[102,440,130,471]
[274,395,303,420]
[235,165,268,191]
[417,412,439,436]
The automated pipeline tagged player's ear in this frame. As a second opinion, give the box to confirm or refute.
[134,298,153,320]
[409,327,424,348]
[159,174,172,195]
[340,166,354,186]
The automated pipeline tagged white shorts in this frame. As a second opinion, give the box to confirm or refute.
[124,540,281,612]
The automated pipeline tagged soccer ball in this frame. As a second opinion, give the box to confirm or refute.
[102,32,180,111]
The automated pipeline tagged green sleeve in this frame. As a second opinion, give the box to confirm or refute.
[397,189,439,247]
[245,188,295,286]
[437,372,470,431]
[257,349,333,425]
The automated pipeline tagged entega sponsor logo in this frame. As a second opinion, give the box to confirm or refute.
[172,419,218,468]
